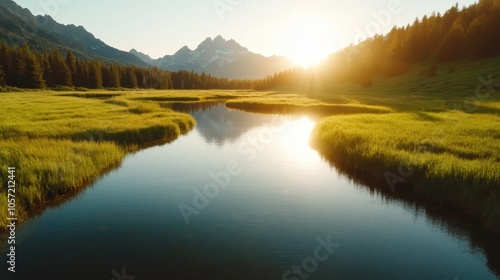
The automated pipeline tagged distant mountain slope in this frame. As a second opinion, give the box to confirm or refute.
[131,36,296,80]
[0,0,147,66]
[129,49,156,65]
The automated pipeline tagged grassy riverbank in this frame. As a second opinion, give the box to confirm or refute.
[222,58,500,231]
[0,90,246,229]
[0,139,124,224]
[226,94,393,115]
[308,59,500,231]
[311,111,500,231]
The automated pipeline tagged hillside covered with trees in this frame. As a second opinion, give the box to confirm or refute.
[256,0,500,89]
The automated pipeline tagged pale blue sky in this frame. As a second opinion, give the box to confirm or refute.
[16,0,477,64]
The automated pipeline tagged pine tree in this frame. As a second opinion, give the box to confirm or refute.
[40,53,53,87]
[110,65,120,88]
[65,50,77,85]
[88,61,103,89]
[134,67,144,88]
[121,67,137,88]
[435,20,465,62]
[49,49,72,87]
[0,66,5,87]
[0,41,12,85]
[101,65,112,88]
[16,44,45,88]
[73,60,87,88]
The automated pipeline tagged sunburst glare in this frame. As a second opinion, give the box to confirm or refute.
[279,116,318,163]
[281,17,337,67]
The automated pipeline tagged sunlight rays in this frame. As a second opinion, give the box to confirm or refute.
[282,17,337,67]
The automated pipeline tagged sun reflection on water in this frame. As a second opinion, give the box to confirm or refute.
[279,116,318,163]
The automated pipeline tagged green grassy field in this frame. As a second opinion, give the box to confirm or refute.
[307,58,500,231]
[312,57,500,111]
[0,90,258,230]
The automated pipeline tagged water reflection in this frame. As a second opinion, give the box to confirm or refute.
[279,116,317,163]
[316,153,500,277]
[167,102,285,145]
[170,101,500,277]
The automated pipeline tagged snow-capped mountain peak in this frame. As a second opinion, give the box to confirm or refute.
[130,36,295,79]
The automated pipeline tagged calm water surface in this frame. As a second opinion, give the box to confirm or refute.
[1,103,499,279]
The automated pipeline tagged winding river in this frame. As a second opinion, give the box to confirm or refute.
[1,103,499,280]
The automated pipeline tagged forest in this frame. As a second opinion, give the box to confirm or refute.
[255,0,500,89]
[0,41,253,90]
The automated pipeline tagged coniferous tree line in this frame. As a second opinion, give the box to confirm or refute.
[0,41,253,90]
[256,0,500,89]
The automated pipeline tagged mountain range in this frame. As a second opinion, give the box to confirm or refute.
[0,0,147,66]
[0,0,295,79]
[130,36,295,79]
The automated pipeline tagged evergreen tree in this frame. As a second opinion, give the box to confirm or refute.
[121,67,137,88]
[101,65,112,88]
[49,49,72,87]
[40,53,53,87]
[0,41,11,85]
[435,20,465,62]
[0,66,5,86]
[109,65,120,88]
[16,44,45,88]
[134,67,144,88]
[88,61,103,89]
[73,60,87,88]
[65,50,77,85]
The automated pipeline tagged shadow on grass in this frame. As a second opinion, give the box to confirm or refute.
[413,111,447,122]
[134,97,201,102]
[160,101,225,113]
[226,102,392,116]
[58,93,122,99]
[469,105,500,115]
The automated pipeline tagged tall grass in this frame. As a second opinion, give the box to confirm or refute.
[0,90,200,230]
[311,110,500,231]
[0,139,124,227]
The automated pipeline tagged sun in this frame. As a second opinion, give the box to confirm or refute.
[282,17,337,68]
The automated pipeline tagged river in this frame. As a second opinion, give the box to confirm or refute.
[1,103,499,280]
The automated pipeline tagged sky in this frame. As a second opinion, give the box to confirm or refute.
[16,0,478,66]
